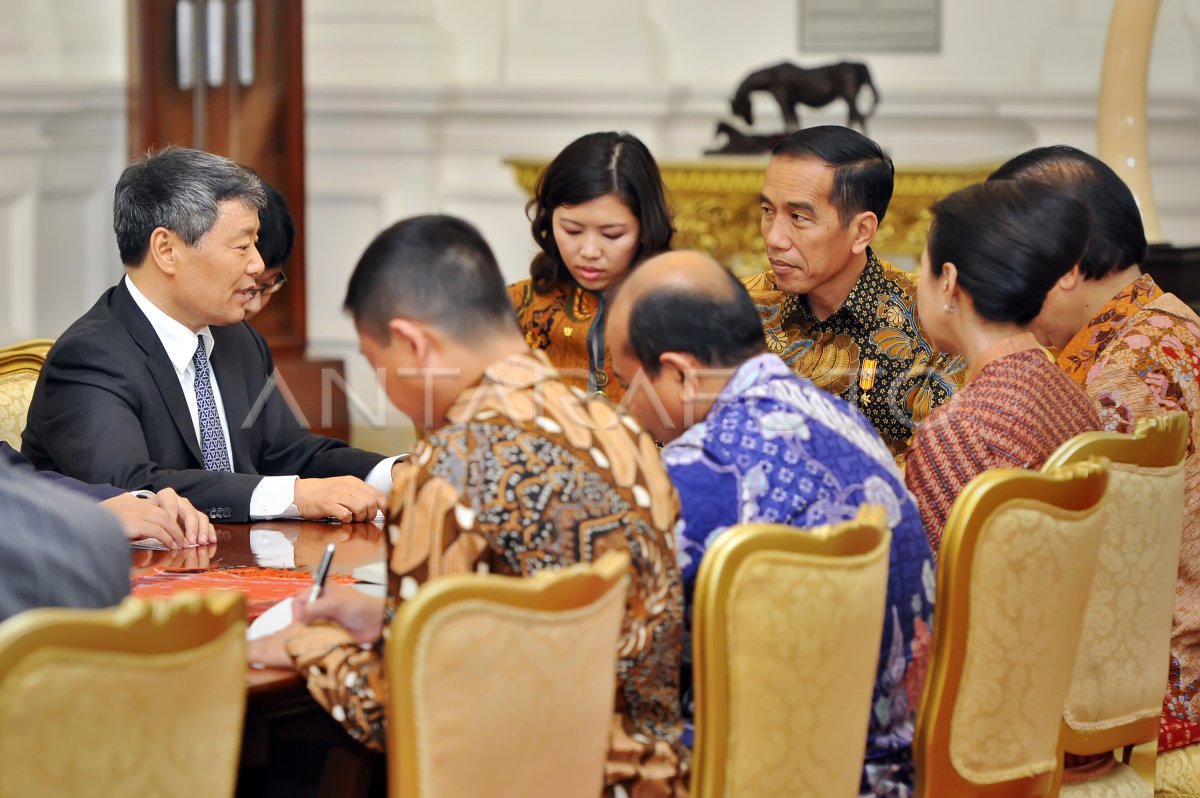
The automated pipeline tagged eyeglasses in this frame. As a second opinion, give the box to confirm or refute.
[247,273,287,300]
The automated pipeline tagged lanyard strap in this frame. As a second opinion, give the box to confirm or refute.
[587,293,608,394]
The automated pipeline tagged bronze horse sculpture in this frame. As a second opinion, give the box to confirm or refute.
[731,61,879,133]
[704,122,787,156]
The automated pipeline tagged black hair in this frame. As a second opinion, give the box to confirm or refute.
[528,131,674,294]
[624,267,766,376]
[927,180,1091,325]
[257,182,295,269]
[114,147,265,266]
[989,145,1147,280]
[344,214,519,341]
[770,125,894,224]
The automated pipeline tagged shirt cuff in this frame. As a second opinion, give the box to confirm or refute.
[285,623,359,669]
[249,475,302,520]
[364,455,405,494]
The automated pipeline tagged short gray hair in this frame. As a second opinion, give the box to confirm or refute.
[114,147,266,266]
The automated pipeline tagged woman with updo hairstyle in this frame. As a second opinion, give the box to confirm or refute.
[905,179,1102,554]
[508,131,673,403]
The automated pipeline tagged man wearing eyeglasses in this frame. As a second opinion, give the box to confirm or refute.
[22,148,401,523]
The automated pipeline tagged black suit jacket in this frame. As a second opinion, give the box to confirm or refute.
[22,280,384,521]
[0,442,123,501]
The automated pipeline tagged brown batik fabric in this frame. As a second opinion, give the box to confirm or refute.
[289,351,689,795]
[508,279,624,404]
[743,248,967,459]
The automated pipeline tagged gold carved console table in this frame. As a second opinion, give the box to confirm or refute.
[507,157,997,278]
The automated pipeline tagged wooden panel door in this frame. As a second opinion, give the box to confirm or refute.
[128,0,307,360]
[127,2,350,442]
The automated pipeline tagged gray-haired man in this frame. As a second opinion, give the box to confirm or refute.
[23,147,400,523]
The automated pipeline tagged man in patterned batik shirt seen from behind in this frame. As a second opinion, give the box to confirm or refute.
[991,145,1200,761]
[608,250,935,798]
[247,214,689,797]
[745,125,966,460]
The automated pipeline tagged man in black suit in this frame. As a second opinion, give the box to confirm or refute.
[23,147,396,523]
[2,441,120,501]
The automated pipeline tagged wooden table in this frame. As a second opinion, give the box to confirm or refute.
[130,518,386,689]
[130,519,386,581]
[130,520,387,797]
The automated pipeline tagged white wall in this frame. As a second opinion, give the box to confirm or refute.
[0,0,127,345]
[2,0,1199,438]
[301,0,1200,294]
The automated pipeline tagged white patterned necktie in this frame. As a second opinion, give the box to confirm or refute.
[192,335,232,472]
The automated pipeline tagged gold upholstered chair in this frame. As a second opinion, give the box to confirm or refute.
[914,460,1111,797]
[1041,412,1189,797]
[0,591,247,798]
[385,550,630,798]
[690,506,893,798]
[0,339,52,449]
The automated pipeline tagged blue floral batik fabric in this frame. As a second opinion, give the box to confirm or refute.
[663,353,935,798]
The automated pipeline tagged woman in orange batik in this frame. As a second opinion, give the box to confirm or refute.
[509,131,674,404]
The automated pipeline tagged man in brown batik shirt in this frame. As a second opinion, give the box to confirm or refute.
[248,214,688,796]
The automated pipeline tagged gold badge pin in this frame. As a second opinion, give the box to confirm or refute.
[859,358,878,404]
[563,326,574,338]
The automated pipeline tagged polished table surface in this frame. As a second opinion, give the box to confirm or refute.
[132,522,392,794]
[129,519,387,694]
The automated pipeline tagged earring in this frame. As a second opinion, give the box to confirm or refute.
[943,304,956,314]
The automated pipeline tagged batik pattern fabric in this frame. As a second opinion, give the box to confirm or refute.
[287,351,689,795]
[743,249,967,461]
[905,349,1101,555]
[1055,273,1200,752]
[662,353,935,798]
[508,279,624,404]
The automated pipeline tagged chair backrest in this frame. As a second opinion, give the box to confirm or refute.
[914,460,1111,798]
[386,550,630,798]
[0,591,247,798]
[1042,412,1188,758]
[691,506,893,798]
[0,339,52,449]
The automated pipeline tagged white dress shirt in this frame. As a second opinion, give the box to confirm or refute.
[125,277,396,518]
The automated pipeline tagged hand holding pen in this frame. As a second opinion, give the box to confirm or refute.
[291,544,386,643]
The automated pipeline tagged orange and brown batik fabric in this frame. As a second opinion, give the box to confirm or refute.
[1056,273,1200,752]
[743,249,967,459]
[508,279,625,404]
[288,351,689,795]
